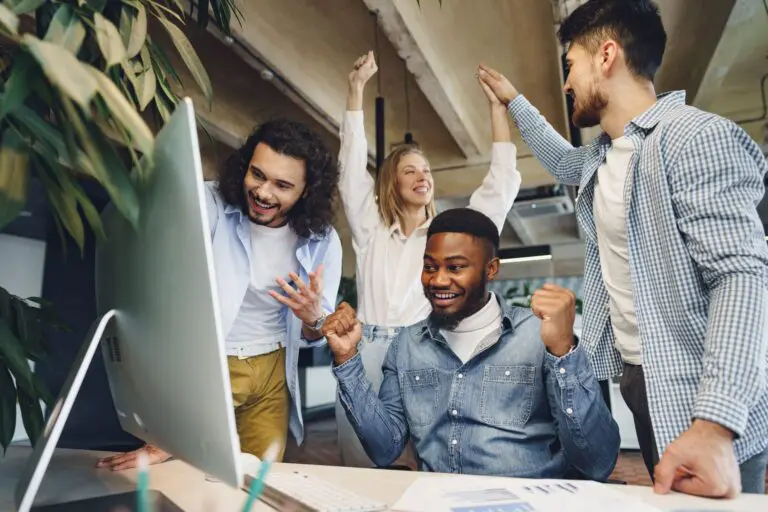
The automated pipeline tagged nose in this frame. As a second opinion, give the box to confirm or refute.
[563,81,572,96]
[431,268,451,288]
[255,182,274,199]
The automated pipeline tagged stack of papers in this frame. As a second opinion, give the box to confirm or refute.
[392,476,661,512]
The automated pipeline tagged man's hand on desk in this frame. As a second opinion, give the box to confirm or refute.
[653,419,740,498]
[96,444,171,471]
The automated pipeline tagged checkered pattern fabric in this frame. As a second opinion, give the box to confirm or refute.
[508,91,768,462]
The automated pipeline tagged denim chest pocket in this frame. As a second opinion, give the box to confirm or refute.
[480,365,536,427]
[400,369,439,427]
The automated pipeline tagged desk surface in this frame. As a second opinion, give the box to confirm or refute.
[1,446,766,511]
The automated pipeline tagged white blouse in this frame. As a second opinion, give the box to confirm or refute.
[338,110,521,327]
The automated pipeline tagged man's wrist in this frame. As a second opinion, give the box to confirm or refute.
[545,335,575,357]
[692,419,735,440]
[333,349,358,366]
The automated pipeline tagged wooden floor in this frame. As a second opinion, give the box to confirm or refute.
[285,417,767,492]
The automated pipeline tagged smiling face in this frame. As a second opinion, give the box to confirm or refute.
[396,152,434,209]
[421,232,498,330]
[563,42,608,128]
[242,142,307,227]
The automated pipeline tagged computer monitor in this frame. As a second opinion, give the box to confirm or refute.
[14,98,242,512]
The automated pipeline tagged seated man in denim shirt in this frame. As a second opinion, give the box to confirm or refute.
[323,208,620,480]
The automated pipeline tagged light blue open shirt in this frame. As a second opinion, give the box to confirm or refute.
[204,181,342,444]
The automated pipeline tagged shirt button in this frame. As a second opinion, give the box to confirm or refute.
[451,439,458,445]
[566,408,573,415]
[559,368,566,374]
[504,370,510,376]
[458,374,464,379]
[415,376,420,381]
[451,410,458,416]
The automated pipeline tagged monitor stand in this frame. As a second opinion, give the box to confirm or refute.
[12,311,183,512]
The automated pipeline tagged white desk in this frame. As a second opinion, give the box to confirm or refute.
[1,446,766,511]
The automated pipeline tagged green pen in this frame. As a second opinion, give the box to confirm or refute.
[136,452,150,512]
[242,442,281,512]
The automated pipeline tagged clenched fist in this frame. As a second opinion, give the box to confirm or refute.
[349,51,378,91]
[321,302,363,365]
[530,284,576,357]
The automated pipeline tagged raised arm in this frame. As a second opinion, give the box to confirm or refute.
[531,285,620,481]
[478,64,589,186]
[339,52,381,252]
[325,303,409,467]
[467,76,522,232]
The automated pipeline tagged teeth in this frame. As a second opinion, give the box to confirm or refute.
[434,293,458,299]
[414,187,429,193]
[252,197,276,209]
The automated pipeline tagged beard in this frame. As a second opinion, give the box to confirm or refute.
[571,82,607,128]
[428,276,489,331]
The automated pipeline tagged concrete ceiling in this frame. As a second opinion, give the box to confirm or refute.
[159,0,766,277]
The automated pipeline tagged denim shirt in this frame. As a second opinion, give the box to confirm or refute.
[204,182,342,444]
[334,294,620,480]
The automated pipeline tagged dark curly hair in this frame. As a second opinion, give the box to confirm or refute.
[218,118,338,239]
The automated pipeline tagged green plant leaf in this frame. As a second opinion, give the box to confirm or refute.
[0,318,35,397]
[0,361,17,454]
[0,129,30,230]
[94,12,126,67]
[9,0,46,16]
[158,17,212,104]
[86,0,107,12]
[154,91,172,123]
[34,157,85,253]
[136,67,156,111]
[0,3,20,35]
[17,386,44,446]
[87,66,154,158]
[197,0,210,30]
[44,4,86,55]
[23,35,98,110]
[0,53,38,120]
[120,3,146,60]
[71,179,106,241]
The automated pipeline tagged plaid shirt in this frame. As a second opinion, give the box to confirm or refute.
[508,91,768,463]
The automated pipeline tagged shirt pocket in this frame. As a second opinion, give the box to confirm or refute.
[480,365,536,427]
[400,368,439,427]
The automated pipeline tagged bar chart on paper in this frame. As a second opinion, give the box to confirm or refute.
[391,476,661,512]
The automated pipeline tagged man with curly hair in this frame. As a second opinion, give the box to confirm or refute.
[97,118,343,469]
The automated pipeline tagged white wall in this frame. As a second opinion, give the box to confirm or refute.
[0,234,47,442]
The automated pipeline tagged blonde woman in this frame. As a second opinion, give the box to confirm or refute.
[336,51,522,467]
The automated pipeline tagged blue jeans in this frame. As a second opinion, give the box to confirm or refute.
[335,324,401,467]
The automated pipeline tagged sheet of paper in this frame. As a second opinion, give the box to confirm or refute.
[391,476,662,512]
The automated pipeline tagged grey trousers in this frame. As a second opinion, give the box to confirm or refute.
[620,363,768,493]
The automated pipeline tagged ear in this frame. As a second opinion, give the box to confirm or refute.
[599,39,619,74]
[486,257,500,282]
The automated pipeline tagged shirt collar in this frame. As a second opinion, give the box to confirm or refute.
[594,90,687,147]
[420,292,515,341]
[630,90,686,131]
[388,217,432,238]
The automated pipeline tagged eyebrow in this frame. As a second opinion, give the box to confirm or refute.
[423,254,470,262]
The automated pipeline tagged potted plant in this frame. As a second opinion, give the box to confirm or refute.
[0,0,241,454]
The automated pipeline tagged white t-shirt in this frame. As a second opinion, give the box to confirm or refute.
[226,223,299,346]
[441,295,503,364]
[593,136,642,365]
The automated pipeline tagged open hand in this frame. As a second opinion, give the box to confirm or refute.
[654,419,740,498]
[269,265,324,326]
[95,444,170,471]
[349,51,378,90]
[530,284,576,357]
[477,64,519,105]
[322,302,362,365]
